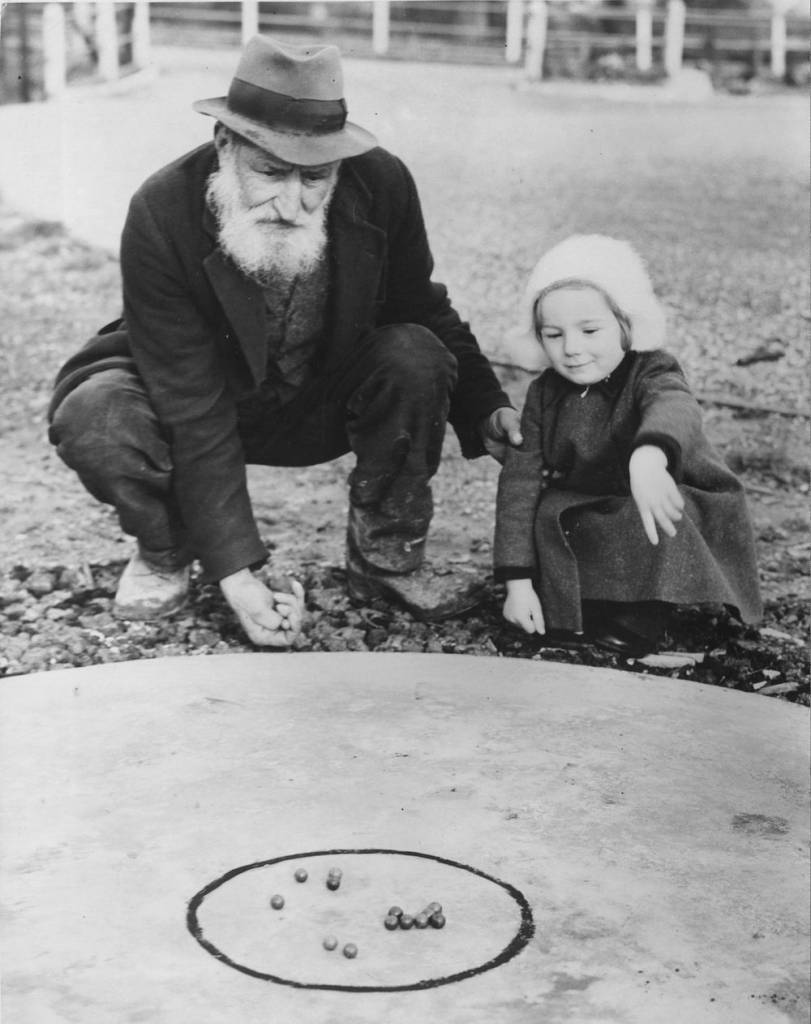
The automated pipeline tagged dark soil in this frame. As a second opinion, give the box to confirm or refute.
[0,163,808,701]
[1,554,808,704]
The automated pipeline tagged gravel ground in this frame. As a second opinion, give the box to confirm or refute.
[0,67,808,701]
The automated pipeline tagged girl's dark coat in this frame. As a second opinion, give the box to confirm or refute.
[494,351,762,630]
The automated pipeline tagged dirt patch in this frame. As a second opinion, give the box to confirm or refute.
[0,208,807,702]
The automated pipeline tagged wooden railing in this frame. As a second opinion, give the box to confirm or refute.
[8,0,810,104]
[149,1,809,77]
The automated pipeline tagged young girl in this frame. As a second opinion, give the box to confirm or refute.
[494,234,762,654]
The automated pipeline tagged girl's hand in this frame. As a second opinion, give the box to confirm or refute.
[629,445,685,545]
[503,578,546,634]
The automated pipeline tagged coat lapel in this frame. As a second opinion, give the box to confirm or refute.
[202,205,267,386]
[323,166,386,375]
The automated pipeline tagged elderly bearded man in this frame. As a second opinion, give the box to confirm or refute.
[47,36,522,646]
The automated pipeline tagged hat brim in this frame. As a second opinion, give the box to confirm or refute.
[193,97,377,164]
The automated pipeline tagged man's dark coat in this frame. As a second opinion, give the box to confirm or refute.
[49,143,510,580]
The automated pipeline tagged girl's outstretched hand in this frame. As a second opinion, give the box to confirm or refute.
[503,578,546,634]
[629,445,685,545]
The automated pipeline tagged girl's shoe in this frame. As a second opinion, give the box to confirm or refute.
[583,600,669,656]
[533,628,589,650]
[590,623,657,657]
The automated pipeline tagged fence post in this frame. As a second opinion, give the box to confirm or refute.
[770,11,786,79]
[372,0,390,55]
[42,2,67,98]
[663,0,685,77]
[132,0,151,69]
[242,0,259,45]
[506,0,523,63]
[525,0,548,81]
[635,0,653,73]
[96,0,119,82]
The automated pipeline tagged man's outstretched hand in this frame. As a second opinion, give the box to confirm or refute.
[219,568,305,647]
[480,407,523,463]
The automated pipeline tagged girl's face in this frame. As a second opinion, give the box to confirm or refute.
[537,285,626,386]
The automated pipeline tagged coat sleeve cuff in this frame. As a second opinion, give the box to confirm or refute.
[452,397,515,459]
[493,566,536,583]
[633,432,683,481]
[198,539,270,584]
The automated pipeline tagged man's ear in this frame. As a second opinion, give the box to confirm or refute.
[213,122,229,153]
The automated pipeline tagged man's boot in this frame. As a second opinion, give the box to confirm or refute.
[114,548,190,620]
[345,537,485,622]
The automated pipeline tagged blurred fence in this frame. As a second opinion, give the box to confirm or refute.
[151,0,809,73]
[1,2,149,103]
[2,0,809,105]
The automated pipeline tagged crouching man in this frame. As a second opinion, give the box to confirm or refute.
[48,35,521,646]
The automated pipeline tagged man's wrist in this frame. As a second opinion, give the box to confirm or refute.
[219,566,253,595]
[479,404,515,439]
[478,410,496,439]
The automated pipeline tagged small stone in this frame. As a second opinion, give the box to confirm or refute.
[430,913,446,929]
[414,913,430,929]
[294,868,308,883]
[268,573,297,594]
[322,935,338,951]
[25,571,56,597]
[269,894,285,910]
[342,943,358,959]
[399,914,415,930]
[384,915,399,930]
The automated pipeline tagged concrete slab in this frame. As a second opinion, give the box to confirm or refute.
[1,653,808,1023]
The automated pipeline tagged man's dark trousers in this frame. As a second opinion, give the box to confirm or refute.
[50,324,457,579]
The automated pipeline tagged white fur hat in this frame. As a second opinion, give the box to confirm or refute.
[506,234,667,372]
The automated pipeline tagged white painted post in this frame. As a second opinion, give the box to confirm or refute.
[132,0,151,70]
[372,0,390,56]
[525,0,548,81]
[42,2,67,99]
[96,0,119,82]
[242,0,259,45]
[663,0,685,77]
[635,0,653,73]
[506,0,524,64]
[770,11,786,79]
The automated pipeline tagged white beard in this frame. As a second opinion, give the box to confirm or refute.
[206,148,333,285]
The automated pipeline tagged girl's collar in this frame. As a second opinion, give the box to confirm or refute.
[555,351,634,396]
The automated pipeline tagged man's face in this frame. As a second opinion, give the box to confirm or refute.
[229,142,340,225]
[206,129,340,283]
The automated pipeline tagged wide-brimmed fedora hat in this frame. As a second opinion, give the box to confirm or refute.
[193,35,377,165]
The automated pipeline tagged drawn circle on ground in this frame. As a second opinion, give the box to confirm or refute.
[187,848,535,992]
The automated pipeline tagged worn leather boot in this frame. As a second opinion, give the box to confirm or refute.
[346,543,485,622]
[113,549,190,620]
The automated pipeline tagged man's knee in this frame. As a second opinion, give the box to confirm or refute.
[50,369,168,476]
[367,324,458,389]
